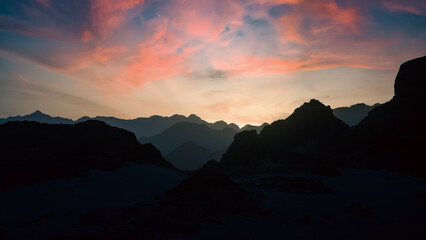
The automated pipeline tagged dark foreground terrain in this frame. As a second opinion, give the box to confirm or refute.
[0,56,425,239]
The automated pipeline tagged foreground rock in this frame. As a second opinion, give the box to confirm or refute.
[351,56,426,177]
[0,120,173,190]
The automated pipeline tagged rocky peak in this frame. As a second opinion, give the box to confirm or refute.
[291,99,334,119]
[394,56,426,102]
[30,110,48,117]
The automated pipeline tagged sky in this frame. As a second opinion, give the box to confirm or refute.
[0,0,425,126]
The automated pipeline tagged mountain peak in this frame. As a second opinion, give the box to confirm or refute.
[188,114,202,121]
[30,110,47,116]
[260,99,347,142]
[291,99,333,118]
[75,119,109,128]
[76,116,90,122]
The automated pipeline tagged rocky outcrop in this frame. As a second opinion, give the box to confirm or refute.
[394,56,426,102]
[352,56,426,176]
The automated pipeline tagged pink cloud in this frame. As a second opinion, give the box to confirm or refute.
[381,1,422,15]
[272,0,362,45]
[106,0,246,85]
[36,0,51,8]
[254,0,299,4]
[90,0,145,39]
[3,0,424,92]
[81,30,94,43]
[159,0,244,41]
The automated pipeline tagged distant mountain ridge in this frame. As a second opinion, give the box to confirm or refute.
[1,112,262,138]
[1,105,376,138]
[333,103,381,126]
[0,110,74,125]
[140,122,237,155]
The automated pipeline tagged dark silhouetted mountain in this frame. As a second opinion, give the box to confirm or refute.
[220,99,349,175]
[0,110,74,124]
[241,122,269,133]
[217,56,426,177]
[211,120,240,131]
[2,111,259,141]
[0,120,172,190]
[350,56,426,176]
[76,116,91,122]
[333,103,381,126]
[258,99,348,148]
[211,120,227,130]
[140,122,237,155]
[165,142,225,171]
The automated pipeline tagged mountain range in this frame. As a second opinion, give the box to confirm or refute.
[1,103,380,138]
[140,122,237,155]
[0,110,74,125]
[0,103,380,172]
[0,112,263,138]
[209,55,426,178]
[1,56,425,239]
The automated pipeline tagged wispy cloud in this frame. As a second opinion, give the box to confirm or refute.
[9,74,122,116]
[381,1,422,15]
[0,0,425,124]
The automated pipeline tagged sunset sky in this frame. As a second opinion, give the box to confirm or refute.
[0,0,425,126]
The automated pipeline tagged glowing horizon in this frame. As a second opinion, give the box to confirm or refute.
[1,0,425,126]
